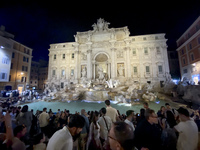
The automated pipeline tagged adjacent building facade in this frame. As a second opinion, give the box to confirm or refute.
[0,25,33,93]
[176,16,200,84]
[48,18,169,88]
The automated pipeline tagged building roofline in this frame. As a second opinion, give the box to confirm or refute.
[176,16,200,43]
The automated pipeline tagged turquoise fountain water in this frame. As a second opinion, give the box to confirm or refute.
[20,98,181,114]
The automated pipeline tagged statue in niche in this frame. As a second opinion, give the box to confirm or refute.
[98,66,104,80]
[97,66,105,83]
[81,67,87,78]
[118,64,124,77]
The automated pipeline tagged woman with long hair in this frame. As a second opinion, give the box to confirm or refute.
[87,111,102,150]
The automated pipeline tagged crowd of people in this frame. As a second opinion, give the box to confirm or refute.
[0,99,199,150]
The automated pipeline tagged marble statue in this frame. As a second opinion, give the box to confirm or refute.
[92,18,110,32]
[81,67,87,78]
[118,65,124,77]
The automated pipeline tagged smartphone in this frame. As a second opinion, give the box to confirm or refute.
[2,112,6,116]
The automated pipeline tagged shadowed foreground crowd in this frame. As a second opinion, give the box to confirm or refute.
[0,100,200,150]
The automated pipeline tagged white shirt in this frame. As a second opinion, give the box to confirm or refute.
[106,106,119,122]
[124,119,135,131]
[174,119,198,150]
[39,111,49,127]
[47,126,73,150]
[98,116,112,140]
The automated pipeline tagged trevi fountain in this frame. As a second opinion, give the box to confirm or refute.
[25,18,200,113]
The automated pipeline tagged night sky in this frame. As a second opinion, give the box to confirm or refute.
[1,1,200,61]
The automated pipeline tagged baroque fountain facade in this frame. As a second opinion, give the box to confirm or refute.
[44,18,174,104]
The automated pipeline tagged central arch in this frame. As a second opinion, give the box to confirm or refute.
[93,52,111,80]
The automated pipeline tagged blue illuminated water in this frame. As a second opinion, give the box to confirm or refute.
[21,99,181,114]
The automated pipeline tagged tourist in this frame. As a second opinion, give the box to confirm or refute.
[157,106,166,118]
[38,108,50,137]
[98,107,112,146]
[160,110,177,150]
[47,114,85,150]
[134,109,162,150]
[108,122,134,150]
[87,111,102,150]
[143,102,149,110]
[105,100,119,122]
[16,105,32,133]
[174,107,198,150]
[165,110,177,128]
[124,110,135,132]
[136,108,145,126]
[79,109,90,150]
[58,111,67,127]
[165,103,178,120]
[33,132,46,150]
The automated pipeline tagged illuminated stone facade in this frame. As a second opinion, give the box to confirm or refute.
[48,18,169,88]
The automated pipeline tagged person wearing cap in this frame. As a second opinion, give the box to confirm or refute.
[174,107,198,150]
[165,103,178,120]
[124,110,135,131]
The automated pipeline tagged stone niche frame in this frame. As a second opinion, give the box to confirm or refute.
[117,63,125,77]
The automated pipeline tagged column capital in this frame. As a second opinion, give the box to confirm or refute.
[87,49,92,54]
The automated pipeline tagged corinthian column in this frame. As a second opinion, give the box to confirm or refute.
[73,43,79,82]
[87,49,92,79]
[111,48,116,79]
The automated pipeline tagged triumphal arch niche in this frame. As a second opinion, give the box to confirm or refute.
[48,18,169,87]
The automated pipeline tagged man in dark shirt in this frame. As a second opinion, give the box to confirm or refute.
[134,109,162,150]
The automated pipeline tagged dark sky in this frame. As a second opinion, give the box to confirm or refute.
[1,1,200,61]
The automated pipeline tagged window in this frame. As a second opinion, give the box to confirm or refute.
[72,53,74,59]
[63,54,65,59]
[144,47,148,55]
[183,58,186,65]
[132,48,136,55]
[9,75,11,81]
[133,67,137,74]
[158,65,163,73]
[63,45,65,47]
[191,53,194,61]
[198,37,200,44]
[61,70,65,76]
[189,43,192,50]
[183,69,187,74]
[2,56,9,64]
[23,56,26,62]
[61,82,64,88]
[146,66,150,73]
[156,47,161,54]
[22,66,24,71]
[188,33,191,38]
[26,58,29,62]
[0,73,7,80]
[71,69,74,76]
[11,63,13,69]
[181,49,184,55]
[52,70,56,76]
[12,52,15,58]
[143,37,147,40]
[24,48,26,53]
[54,54,56,60]
[155,36,158,40]
[21,77,26,82]
[132,38,135,41]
